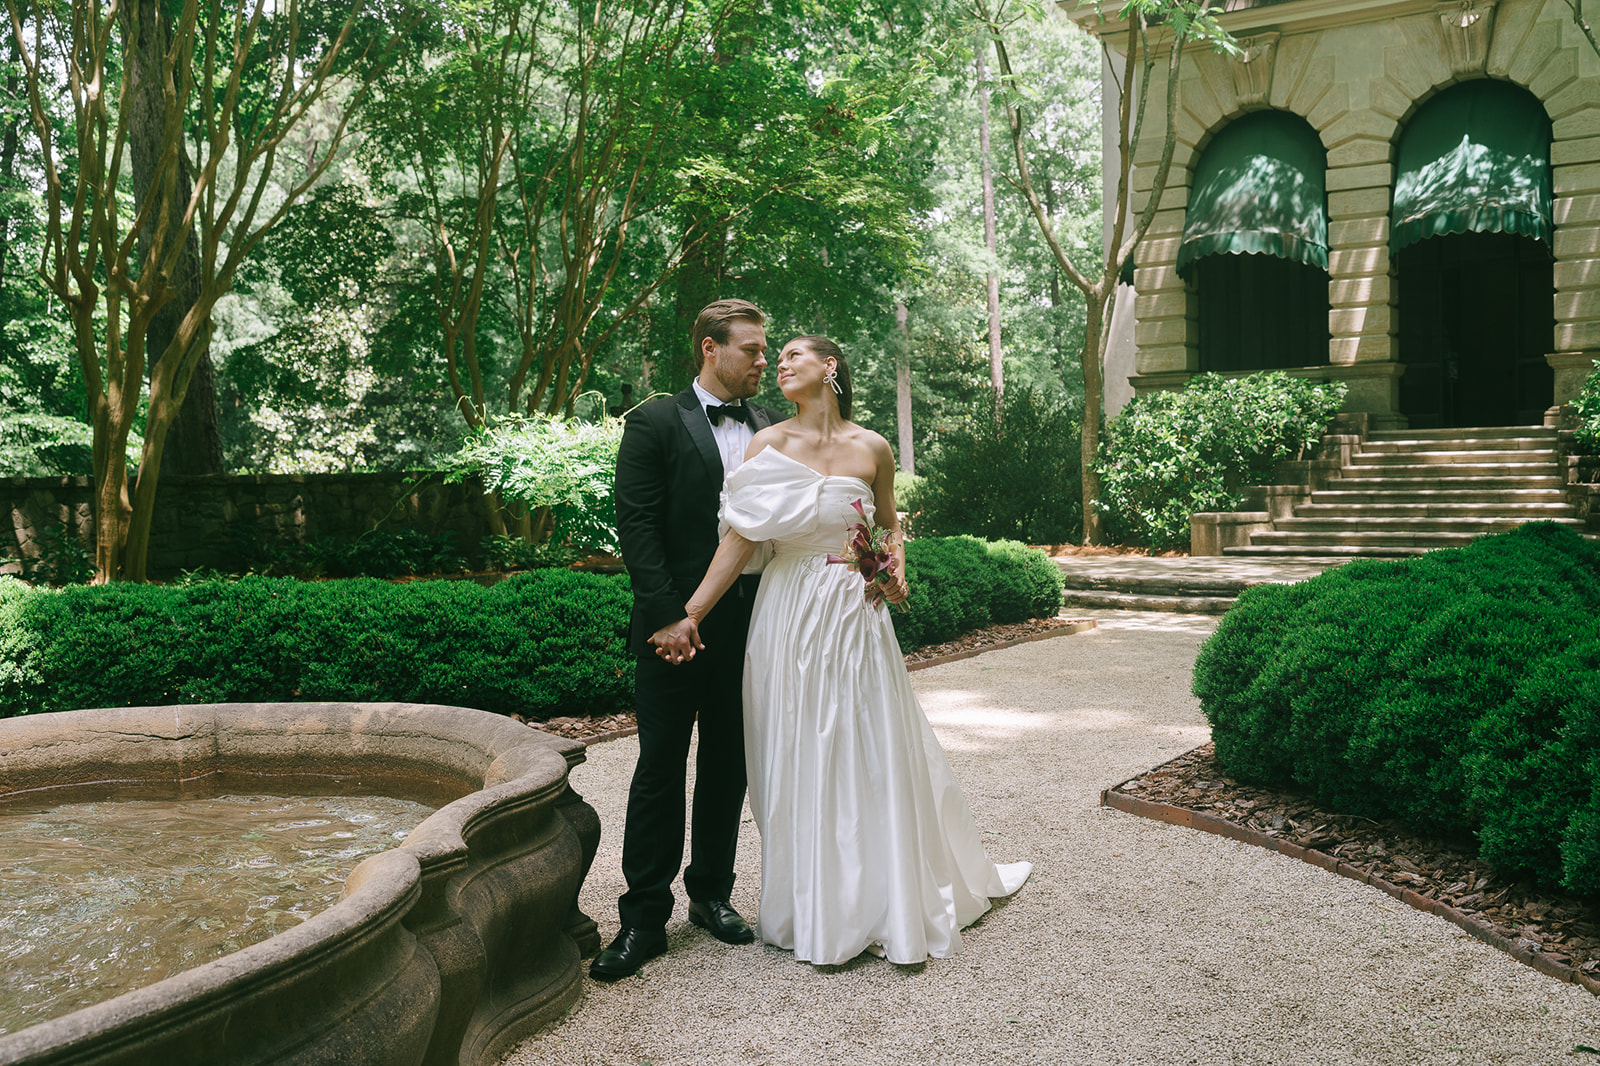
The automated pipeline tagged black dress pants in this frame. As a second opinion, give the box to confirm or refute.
[617,574,759,931]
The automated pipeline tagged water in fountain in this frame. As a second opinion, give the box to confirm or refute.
[0,792,435,1035]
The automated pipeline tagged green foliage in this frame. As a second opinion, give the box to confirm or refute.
[1096,372,1346,551]
[1193,523,1600,899]
[912,386,1082,545]
[1,194,93,476]
[215,182,452,475]
[1572,359,1600,452]
[893,470,925,517]
[478,535,586,571]
[219,524,469,579]
[0,570,635,719]
[22,523,95,587]
[440,411,626,552]
[890,535,1064,653]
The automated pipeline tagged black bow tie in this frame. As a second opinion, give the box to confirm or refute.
[706,403,749,427]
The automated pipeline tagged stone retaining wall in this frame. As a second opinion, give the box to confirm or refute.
[0,472,498,578]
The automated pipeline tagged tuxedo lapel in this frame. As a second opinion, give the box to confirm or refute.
[748,403,777,432]
[675,389,723,482]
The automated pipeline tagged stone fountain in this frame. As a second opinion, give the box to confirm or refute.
[0,702,601,1066]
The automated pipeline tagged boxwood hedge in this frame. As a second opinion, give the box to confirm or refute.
[890,536,1065,653]
[1,537,1063,717]
[0,570,635,719]
[1192,522,1600,899]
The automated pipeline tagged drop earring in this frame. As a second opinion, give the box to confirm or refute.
[824,366,842,395]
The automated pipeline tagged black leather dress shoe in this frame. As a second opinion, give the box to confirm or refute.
[687,899,755,944]
[589,927,668,981]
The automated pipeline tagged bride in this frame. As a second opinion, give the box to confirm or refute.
[666,334,1030,965]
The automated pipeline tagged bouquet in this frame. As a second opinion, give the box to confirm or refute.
[827,499,906,611]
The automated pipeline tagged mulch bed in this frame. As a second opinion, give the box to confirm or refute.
[1109,741,1600,993]
[525,616,1092,743]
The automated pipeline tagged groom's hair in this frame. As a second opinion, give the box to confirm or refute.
[693,299,766,368]
[792,335,852,421]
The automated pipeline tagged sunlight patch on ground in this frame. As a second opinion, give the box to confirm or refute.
[1071,610,1221,636]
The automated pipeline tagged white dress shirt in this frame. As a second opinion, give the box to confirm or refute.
[693,379,756,475]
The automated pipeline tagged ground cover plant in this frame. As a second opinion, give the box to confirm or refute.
[1096,372,1346,551]
[1191,522,1600,900]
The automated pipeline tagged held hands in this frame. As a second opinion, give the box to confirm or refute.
[650,616,704,664]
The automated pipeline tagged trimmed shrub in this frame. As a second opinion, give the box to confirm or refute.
[1573,359,1600,452]
[0,570,634,719]
[890,536,1064,653]
[1,535,1063,715]
[1096,372,1346,551]
[1192,523,1600,898]
[913,387,1082,545]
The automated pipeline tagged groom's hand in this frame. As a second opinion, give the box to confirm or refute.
[650,617,704,664]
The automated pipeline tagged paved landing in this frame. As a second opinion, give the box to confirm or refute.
[1051,553,1342,591]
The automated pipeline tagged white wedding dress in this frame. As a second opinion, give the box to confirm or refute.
[720,446,1031,965]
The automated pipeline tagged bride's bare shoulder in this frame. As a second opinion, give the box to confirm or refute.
[847,423,893,459]
[751,421,796,446]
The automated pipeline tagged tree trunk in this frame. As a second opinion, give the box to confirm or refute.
[895,301,914,473]
[1080,288,1108,545]
[977,54,1003,399]
[673,215,724,385]
[1043,174,1068,377]
[0,57,18,284]
[122,0,223,477]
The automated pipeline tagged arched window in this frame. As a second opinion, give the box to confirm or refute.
[1179,110,1331,372]
[1392,80,1553,428]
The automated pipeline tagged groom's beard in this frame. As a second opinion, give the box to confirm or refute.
[712,362,763,400]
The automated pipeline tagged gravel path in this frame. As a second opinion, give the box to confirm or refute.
[502,611,1598,1066]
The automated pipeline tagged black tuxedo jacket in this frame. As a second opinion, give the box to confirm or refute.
[614,387,780,656]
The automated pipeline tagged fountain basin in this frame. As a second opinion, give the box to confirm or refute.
[0,702,601,1066]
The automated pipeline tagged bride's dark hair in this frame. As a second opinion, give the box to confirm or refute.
[793,335,852,420]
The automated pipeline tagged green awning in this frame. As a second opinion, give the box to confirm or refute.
[1177,110,1329,280]
[1391,79,1552,255]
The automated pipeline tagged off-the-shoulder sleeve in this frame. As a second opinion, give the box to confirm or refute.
[718,447,823,542]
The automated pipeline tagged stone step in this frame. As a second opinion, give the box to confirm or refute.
[1360,436,1560,454]
[1350,449,1559,466]
[1366,425,1554,441]
[1336,464,1563,481]
[1061,588,1235,614]
[1328,476,1566,492]
[1295,502,1578,519]
[1274,516,1585,534]
[1058,571,1248,596]
[1251,529,1491,547]
[1224,543,1433,557]
[1309,489,1568,504]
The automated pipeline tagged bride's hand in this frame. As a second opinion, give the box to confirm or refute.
[866,574,909,607]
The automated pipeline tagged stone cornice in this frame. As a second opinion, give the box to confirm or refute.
[1066,0,1439,45]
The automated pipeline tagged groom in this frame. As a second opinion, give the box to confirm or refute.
[592,298,778,980]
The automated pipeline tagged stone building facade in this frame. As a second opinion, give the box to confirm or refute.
[1078,0,1600,430]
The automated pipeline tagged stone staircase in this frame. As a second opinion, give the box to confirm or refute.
[1229,425,1587,558]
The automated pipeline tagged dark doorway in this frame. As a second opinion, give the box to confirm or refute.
[1396,232,1554,428]
[1197,253,1330,372]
